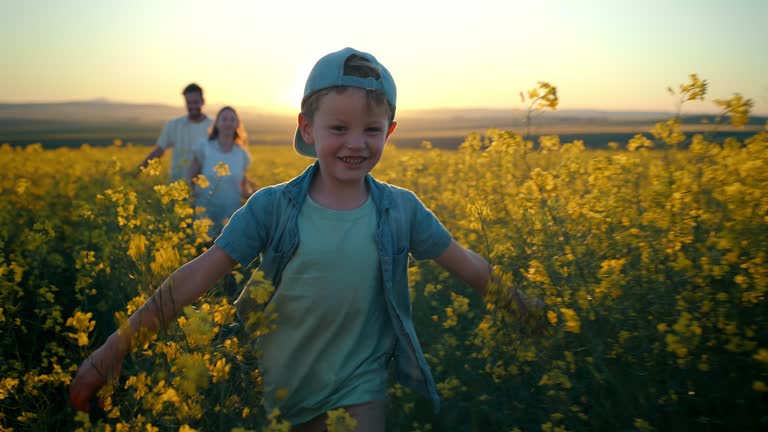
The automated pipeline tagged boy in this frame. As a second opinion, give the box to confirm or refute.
[71,48,540,431]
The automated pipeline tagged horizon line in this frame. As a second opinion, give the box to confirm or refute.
[1,97,767,117]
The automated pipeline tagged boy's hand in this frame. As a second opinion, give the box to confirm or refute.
[487,283,550,334]
[506,287,549,331]
[508,287,545,315]
[70,339,124,412]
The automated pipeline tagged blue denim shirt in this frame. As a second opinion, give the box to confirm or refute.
[216,162,452,412]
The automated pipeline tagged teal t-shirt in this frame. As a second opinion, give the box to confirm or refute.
[256,194,396,424]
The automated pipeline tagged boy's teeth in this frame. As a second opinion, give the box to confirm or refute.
[341,157,364,163]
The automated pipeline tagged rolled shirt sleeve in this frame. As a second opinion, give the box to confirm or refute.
[404,190,452,261]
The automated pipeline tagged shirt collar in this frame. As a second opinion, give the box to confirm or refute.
[283,161,391,210]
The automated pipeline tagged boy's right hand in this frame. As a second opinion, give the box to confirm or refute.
[493,286,550,334]
[70,337,124,412]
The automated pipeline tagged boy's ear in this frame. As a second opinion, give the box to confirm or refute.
[298,113,314,144]
[386,121,397,140]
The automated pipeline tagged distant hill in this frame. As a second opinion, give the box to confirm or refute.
[0,99,677,126]
[0,99,180,124]
[0,100,764,150]
[0,100,296,148]
[0,99,294,130]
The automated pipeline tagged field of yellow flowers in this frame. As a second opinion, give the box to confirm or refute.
[1,80,767,431]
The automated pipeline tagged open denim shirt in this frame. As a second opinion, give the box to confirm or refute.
[216,162,452,412]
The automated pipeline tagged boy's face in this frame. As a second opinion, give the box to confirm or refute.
[299,87,396,187]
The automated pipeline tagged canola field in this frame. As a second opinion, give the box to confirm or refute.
[1,87,767,431]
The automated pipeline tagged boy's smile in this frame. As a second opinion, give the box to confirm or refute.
[299,87,396,199]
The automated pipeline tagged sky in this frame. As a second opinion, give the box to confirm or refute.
[1,0,767,115]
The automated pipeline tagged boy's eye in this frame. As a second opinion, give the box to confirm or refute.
[365,127,383,134]
[331,125,347,133]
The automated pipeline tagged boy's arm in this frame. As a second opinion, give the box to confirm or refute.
[434,240,544,318]
[433,240,492,296]
[69,245,237,412]
[125,245,237,338]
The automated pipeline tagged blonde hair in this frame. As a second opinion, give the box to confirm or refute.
[301,54,395,124]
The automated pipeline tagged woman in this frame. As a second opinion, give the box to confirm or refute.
[187,106,253,237]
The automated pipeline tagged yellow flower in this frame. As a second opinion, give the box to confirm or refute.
[154,180,190,205]
[754,349,768,363]
[125,372,152,400]
[193,174,210,189]
[0,378,19,400]
[547,310,558,326]
[128,233,148,265]
[65,311,96,346]
[178,305,216,349]
[678,73,708,102]
[753,381,768,392]
[560,308,581,334]
[651,119,685,146]
[633,418,655,432]
[153,387,181,414]
[627,134,653,151]
[262,408,292,432]
[275,388,289,401]
[436,377,462,398]
[442,307,458,328]
[150,244,181,278]
[210,358,231,383]
[172,352,209,395]
[538,369,572,389]
[212,301,236,325]
[213,161,231,177]
[140,157,162,176]
[15,178,30,194]
[714,93,753,127]
[326,408,358,432]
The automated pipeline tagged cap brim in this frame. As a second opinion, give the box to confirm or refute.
[293,127,317,158]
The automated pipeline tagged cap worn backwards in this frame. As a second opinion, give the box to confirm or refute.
[293,47,397,158]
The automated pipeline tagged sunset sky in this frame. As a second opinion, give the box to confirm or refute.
[2,0,767,115]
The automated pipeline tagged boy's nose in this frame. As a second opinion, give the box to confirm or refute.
[346,132,366,149]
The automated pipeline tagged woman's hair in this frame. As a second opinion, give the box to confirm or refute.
[209,106,248,148]
[301,54,395,124]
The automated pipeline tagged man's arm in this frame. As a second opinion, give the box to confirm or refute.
[137,146,166,172]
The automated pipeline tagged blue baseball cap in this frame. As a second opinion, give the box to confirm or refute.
[294,47,397,158]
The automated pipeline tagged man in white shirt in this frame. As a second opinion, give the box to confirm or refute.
[137,83,213,182]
